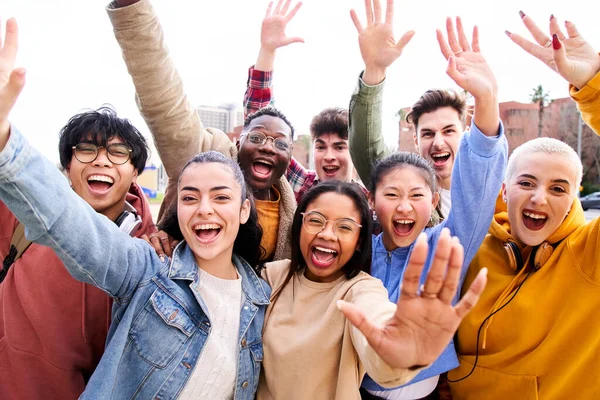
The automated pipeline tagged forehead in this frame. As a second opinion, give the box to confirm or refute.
[245,115,291,138]
[314,132,347,144]
[80,133,125,145]
[305,192,360,222]
[510,152,578,185]
[179,162,241,192]
[378,165,431,190]
[417,106,462,131]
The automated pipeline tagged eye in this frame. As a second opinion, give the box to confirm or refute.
[182,195,196,202]
[421,132,433,138]
[274,140,290,151]
[215,194,231,201]
[384,193,398,198]
[518,181,533,188]
[248,133,264,143]
[338,223,354,231]
[335,145,346,151]
[412,193,424,198]
[551,186,566,194]
[315,145,325,151]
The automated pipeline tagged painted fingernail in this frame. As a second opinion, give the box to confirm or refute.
[550,14,554,21]
[160,255,165,263]
[552,33,561,50]
[505,30,511,37]
[519,10,525,19]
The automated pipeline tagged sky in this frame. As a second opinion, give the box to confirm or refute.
[3,0,599,165]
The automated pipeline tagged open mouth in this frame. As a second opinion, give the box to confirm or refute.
[87,175,114,193]
[193,223,222,244]
[310,245,338,268]
[522,210,547,231]
[392,219,415,237]
[252,160,274,179]
[431,152,451,167]
[322,165,340,177]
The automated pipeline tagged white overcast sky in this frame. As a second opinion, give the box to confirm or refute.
[3,0,599,165]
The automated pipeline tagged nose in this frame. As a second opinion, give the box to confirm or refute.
[324,147,335,161]
[395,198,412,213]
[92,148,112,167]
[530,188,548,206]
[259,137,277,154]
[196,197,214,216]
[432,132,445,148]
[316,220,337,241]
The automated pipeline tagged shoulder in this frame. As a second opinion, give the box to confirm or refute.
[261,259,292,289]
[344,271,389,301]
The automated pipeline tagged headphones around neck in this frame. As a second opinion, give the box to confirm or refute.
[115,210,142,236]
[503,241,555,272]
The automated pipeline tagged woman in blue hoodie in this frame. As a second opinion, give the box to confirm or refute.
[350,3,508,399]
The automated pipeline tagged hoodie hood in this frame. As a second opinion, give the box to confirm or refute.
[126,182,156,237]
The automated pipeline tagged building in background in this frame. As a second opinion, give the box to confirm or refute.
[197,103,244,134]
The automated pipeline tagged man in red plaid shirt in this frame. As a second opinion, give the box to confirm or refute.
[244,0,368,203]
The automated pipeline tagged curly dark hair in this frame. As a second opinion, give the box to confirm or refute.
[244,107,295,140]
[58,106,149,175]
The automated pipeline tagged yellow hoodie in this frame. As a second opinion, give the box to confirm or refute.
[449,71,600,400]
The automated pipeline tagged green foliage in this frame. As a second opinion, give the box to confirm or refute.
[580,181,600,197]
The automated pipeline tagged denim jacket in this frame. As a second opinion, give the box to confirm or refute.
[0,126,271,399]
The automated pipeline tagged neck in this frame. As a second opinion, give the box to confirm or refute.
[102,203,127,224]
[439,176,451,191]
[254,187,272,201]
[195,248,238,280]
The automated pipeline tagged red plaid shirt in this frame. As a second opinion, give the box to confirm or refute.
[243,65,368,203]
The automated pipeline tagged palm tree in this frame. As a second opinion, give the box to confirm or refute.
[530,85,551,138]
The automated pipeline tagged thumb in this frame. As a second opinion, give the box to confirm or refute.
[395,30,415,52]
[0,68,26,118]
[282,36,304,47]
[337,300,380,344]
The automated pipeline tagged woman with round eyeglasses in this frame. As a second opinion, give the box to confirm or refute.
[256,181,488,399]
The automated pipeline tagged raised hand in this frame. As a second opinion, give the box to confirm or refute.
[506,12,600,90]
[0,17,26,150]
[260,0,303,53]
[436,17,497,101]
[338,229,487,369]
[350,0,415,85]
[141,229,179,261]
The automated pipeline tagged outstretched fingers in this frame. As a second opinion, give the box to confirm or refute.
[421,228,452,297]
[400,233,428,300]
[437,236,464,303]
[284,1,302,22]
[506,31,545,62]
[350,9,364,33]
[436,29,452,60]
[564,20,581,39]
[520,11,551,47]
[385,0,394,24]
[454,268,487,319]
[455,17,471,52]
[1,18,18,62]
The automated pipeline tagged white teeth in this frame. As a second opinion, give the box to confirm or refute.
[193,224,221,230]
[394,220,414,224]
[523,211,546,220]
[88,175,114,184]
[432,152,450,158]
[255,160,272,166]
[323,166,339,170]
[314,246,337,254]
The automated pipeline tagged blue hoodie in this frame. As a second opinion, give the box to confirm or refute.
[362,121,507,392]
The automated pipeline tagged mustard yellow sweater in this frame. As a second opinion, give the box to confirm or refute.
[449,72,600,399]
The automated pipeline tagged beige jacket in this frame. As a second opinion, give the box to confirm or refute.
[106,0,294,260]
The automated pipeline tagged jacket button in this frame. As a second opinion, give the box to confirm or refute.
[241,338,247,347]
[204,321,210,327]
[241,381,249,388]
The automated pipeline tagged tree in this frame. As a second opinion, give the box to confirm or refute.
[530,85,551,138]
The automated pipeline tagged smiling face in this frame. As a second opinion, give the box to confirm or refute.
[299,192,362,283]
[313,133,354,183]
[66,137,137,222]
[373,166,439,250]
[414,107,463,190]
[238,115,292,192]
[503,152,578,247]
[177,162,250,267]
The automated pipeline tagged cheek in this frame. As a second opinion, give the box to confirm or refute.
[374,200,395,221]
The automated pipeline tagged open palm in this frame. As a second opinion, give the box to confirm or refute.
[260,0,303,52]
[507,14,600,89]
[339,230,487,369]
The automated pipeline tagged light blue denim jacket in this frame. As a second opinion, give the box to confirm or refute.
[0,126,271,399]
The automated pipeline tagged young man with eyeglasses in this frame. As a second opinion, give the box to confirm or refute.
[0,106,156,399]
[107,0,297,262]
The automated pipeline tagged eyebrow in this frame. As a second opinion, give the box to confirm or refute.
[382,185,426,191]
[180,185,233,192]
[249,124,290,137]
[421,124,457,132]
[517,174,571,185]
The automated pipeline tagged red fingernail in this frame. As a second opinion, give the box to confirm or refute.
[552,33,561,50]
[519,10,526,18]
[505,30,511,37]
[550,14,554,21]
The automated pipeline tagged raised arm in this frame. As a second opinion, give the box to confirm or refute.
[348,0,414,188]
[107,0,235,222]
[243,0,303,118]
[0,19,157,300]
[339,230,488,383]
[506,13,600,133]
[435,17,507,271]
